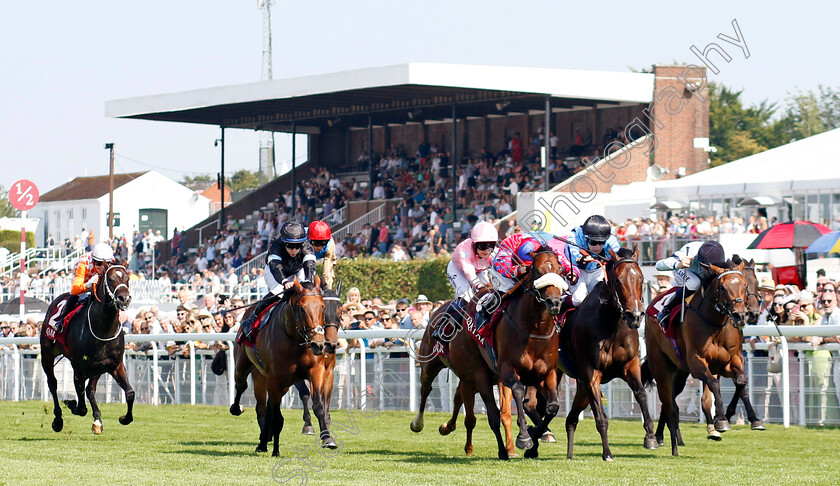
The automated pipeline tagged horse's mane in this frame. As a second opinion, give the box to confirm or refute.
[533,244,555,256]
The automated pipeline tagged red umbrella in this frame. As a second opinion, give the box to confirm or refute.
[746,221,830,249]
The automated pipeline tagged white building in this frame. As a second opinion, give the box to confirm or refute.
[32,171,210,246]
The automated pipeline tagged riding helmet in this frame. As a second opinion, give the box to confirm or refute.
[697,240,726,268]
[308,220,332,241]
[582,215,611,244]
[91,242,115,262]
[470,221,499,243]
[279,222,307,244]
[515,239,538,263]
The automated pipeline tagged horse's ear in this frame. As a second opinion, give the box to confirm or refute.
[293,276,303,293]
[314,274,322,289]
[736,260,745,271]
[748,258,755,267]
[710,264,725,274]
[631,245,639,261]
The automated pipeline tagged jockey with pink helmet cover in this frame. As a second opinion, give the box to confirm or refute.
[438,221,499,330]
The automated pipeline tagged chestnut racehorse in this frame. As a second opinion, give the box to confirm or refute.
[644,260,748,456]
[230,276,336,456]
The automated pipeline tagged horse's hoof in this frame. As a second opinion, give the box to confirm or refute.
[656,436,664,447]
[751,421,766,431]
[230,404,244,416]
[92,420,103,435]
[541,431,556,443]
[410,419,423,433]
[255,444,267,453]
[464,448,473,457]
[515,435,534,450]
[52,418,63,432]
[508,452,519,458]
[524,447,539,459]
[302,425,316,435]
[604,455,614,462]
[498,450,510,461]
[119,414,133,426]
[438,423,454,436]
[707,424,722,441]
[322,438,338,449]
[63,399,76,410]
[714,418,731,432]
[644,437,660,449]
[271,450,280,457]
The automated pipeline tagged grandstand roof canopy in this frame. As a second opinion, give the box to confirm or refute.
[106,63,655,133]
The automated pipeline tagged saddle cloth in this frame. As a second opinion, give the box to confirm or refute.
[236,301,283,346]
[43,295,84,347]
[646,287,684,339]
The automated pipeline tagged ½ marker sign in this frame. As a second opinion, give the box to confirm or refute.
[10,179,39,211]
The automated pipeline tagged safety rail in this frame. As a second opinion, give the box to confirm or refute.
[322,206,346,227]
[0,247,82,281]
[232,251,267,280]
[333,204,387,242]
[2,326,840,427]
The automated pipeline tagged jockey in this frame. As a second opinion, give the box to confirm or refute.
[654,240,726,328]
[307,220,336,290]
[492,231,578,293]
[565,215,622,307]
[240,222,316,339]
[433,221,498,338]
[53,242,115,331]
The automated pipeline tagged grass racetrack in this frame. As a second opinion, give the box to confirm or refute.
[0,401,836,485]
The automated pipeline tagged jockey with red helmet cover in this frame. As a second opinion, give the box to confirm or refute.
[307,220,336,290]
[565,215,622,306]
[492,231,579,293]
[240,221,316,339]
[447,221,499,306]
[50,242,115,333]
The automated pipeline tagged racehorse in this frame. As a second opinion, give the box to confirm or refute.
[229,276,337,456]
[644,260,748,456]
[697,255,765,439]
[411,309,516,457]
[40,262,134,435]
[553,247,658,461]
[229,282,341,436]
[412,245,565,460]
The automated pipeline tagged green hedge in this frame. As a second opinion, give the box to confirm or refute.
[0,230,35,254]
[326,257,452,302]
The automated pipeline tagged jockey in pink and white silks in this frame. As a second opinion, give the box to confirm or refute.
[447,221,499,305]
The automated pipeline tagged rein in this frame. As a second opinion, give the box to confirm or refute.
[87,264,130,342]
[501,308,557,340]
[288,291,326,346]
[605,258,637,315]
[687,269,745,328]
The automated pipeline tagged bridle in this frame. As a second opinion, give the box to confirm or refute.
[88,264,130,342]
[605,258,640,316]
[288,290,327,346]
[689,268,746,327]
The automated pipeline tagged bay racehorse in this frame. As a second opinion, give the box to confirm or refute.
[40,262,134,435]
[697,255,765,439]
[411,308,516,457]
[644,260,748,455]
[228,282,341,436]
[553,247,658,461]
[230,276,337,456]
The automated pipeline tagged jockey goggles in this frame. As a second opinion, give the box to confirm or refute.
[474,241,497,251]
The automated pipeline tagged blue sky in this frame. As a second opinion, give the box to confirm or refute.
[1,1,835,193]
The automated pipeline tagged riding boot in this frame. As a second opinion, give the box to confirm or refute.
[241,295,279,339]
[656,287,686,329]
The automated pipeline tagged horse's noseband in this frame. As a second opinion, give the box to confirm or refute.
[103,265,131,311]
[713,270,746,320]
[292,292,327,346]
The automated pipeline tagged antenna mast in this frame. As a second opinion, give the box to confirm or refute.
[258,0,276,182]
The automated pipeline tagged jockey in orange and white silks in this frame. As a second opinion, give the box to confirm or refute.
[447,221,499,305]
[50,242,115,333]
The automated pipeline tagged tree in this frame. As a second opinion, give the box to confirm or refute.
[775,86,840,143]
[0,186,20,218]
[181,174,213,188]
[708,83,778,166]
[228,169,261,192]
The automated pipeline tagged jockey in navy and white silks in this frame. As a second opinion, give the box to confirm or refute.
[240,222,316,338]
[654,240,726,327]
[565,215,622,306]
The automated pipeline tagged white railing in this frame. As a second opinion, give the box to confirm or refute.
[333,204,387,242]
[1,247,82,280]
[232,251,267,280]
[196,219,220,246]
[323,206,346,227]
[2,326,840,427]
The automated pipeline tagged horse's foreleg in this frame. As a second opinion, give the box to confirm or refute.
[41,349,63,432]
[624,360,658,449]
[583,370,613,461]
[500,367,532,450]
[308,367,337,449]
[253,372,267,430]
[440,380,463,436]
[477,382,508,460]
[109,362,135,426]
[257,398,271,453]
[691,359,730,433]
[86,374,103,434]
[66,372,88,417]
[295,379,315,435]
[701,384,721,441]
[732,368,764,430]
[565,381,590,460]
[499,384,516,457]
[230,347,254,417]
[411,358,445,433]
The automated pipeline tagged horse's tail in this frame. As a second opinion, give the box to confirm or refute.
[640,359,655,388]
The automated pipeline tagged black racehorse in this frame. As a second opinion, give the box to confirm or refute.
[41,262,134,435]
